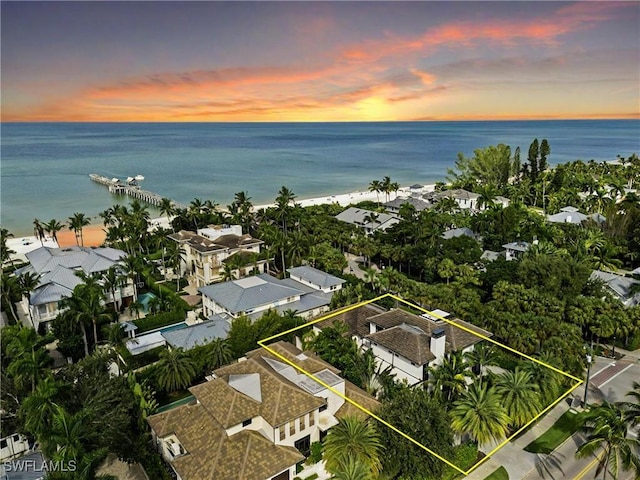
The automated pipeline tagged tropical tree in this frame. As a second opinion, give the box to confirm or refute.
[59,282,109,357]
[1,228,16,266]
[621,381,640,429]
[323,416,383,477]
[495,368,542,429]
[33,218,46,246]
[429,350,475,403]
[464,343,498,379]
[576,401,640,479]
[159,197,176,232]
[205,338,233,370]
[20,376,64,436]
[329,456,375,480]
[156,348,197,392]
[44,219,64,245]
[368,180,382,206]
[7,346,51,394]
[450,382,511,446]
[18,271,41,323]
[67,212,91,247]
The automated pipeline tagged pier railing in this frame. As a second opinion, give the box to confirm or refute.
[89,174,185,209]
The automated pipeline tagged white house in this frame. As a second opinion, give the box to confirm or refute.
[315,306,491,386]
[147,341,378,480]
[335,207,400,234]
[168,227,268,287]
[590,270,640,307]
[502,241,531,261]
[199,267,344,321]
[16,246,135,331]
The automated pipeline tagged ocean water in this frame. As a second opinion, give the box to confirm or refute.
[1,120,639,236]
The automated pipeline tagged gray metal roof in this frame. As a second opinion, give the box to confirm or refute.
[547,210,588,224]
[162,316,232,350]
[199,274,305,314]
[590,270,640,306]
[30,283,73,306]
[442,227,476,240]
[502,241,530,252]
[384,196,431,211]
[287,266,345,289]
[335,207,400,231]
[246,293,330,320]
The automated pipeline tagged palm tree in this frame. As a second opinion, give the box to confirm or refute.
[205,338,233,370]
[128,300,143,320]
[1,274,20,321]
[368,180,382,206]
[495,368,542,429]
[381,175,392,202]
[18,271,41,323]
[7,346,51,393]
[1,228,16,266]
[33,218,46,246]
[621,381,640,429]
[156,348,197,392]
[159,197,175,232]
[275,185,296,235]
[477,184,499,210]
[67,212,91,247]
[437,258,456,285]
[101,266,125,311]
[450,382,511,446]
[464,343,498,379]
[20,376,63,436]
[43,219,64,245]
[362,212,379,234]
[59,283,109,357]
[521,352,562,406]
[363,267,378,292]
[429,350,475,403]
[221,263,236,282]
[40,405,97,464]
[323,416,383,477]
[330,456,376,480]
[576,401,640,479]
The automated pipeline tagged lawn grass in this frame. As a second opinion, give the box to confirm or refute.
[524,410,584,454]
[483,466,508,480]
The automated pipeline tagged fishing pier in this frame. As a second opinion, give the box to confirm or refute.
[89,174,185,209]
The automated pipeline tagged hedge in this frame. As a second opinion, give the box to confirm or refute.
[141,269,190,311]
[133,309,186,333]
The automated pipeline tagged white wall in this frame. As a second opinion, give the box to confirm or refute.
[0,434,29,461]
[367,341,424,385]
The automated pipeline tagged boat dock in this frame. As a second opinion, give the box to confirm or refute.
[89,174,185,209]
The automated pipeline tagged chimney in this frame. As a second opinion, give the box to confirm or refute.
[369,322,377,334]
[430,328,446,362]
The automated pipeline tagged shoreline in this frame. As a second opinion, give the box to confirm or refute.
[5,182,436,260]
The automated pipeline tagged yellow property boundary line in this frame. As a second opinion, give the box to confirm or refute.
[258,293,583,476]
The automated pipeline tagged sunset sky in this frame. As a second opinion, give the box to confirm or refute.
[2,1,639,122]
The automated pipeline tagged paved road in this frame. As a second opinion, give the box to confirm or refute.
[467,356,640,480]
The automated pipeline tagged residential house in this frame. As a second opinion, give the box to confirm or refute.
[547,206,605,225]
[169,227,268,287]
[199,267,344,321]
[590,270,640,307]
[502,241,531,261]
[442,227,478,240]
[431,189,480,210]
[335,207,400,234]
[383,196,432,215]
[314,305,491,386]
[16,246,135,331]
[147,341,378,480]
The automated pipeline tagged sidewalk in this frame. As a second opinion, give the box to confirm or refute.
[465,400,572,480]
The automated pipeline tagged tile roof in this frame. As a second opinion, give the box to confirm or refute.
[384,196,432,211]
[368,324,436,364]
[147,402,303,480]
[287,266,345,289]
[318,306,491,361]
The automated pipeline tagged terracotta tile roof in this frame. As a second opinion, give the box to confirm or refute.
[147,402,303,480]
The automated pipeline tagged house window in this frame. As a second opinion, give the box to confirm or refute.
[301,415,306,430]
[279,427,286,441]
[295,435,311,457]
[0,439,7,449]
[242,418,252,427]
[319,404,328,413]
[309,414,314,427]
[290,422,295,436]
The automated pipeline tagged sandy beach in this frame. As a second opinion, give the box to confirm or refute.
[6,183,436,261]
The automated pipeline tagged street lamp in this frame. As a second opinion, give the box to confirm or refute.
[582,341,594,408]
